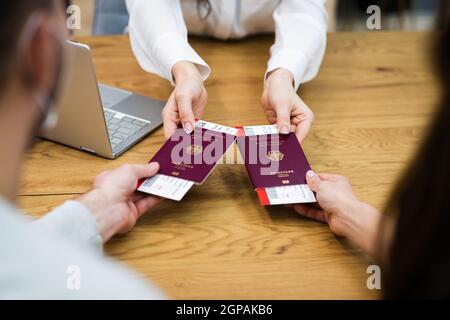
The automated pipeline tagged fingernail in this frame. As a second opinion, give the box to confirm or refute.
[280,125,290,134]
[307,170,316,178]
[184,122,193,134]
[149,162,159,170]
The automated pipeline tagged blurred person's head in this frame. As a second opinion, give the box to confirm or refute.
[0,0,68,202]
[383,3,450,299]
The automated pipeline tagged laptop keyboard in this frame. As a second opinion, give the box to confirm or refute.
[104,109,150,149]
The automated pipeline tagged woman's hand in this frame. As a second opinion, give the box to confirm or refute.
[294,171,381,258]
[162,61,207,138]
[78,163,162,243]
[261,68,314,143]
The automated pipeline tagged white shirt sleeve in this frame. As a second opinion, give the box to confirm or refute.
[126,0,211,85]
[267,0,328,90]
[0,198,165,299]
[32,200,103,255]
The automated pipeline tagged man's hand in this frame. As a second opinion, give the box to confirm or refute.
[293,171,381,258]
[261,68,314,143]
[78,163,161,243]
[162,61,207,139]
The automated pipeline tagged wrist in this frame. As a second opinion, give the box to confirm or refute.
[266,68,294,87]
[345,200,381,259]
[172,60,202,84]
[77,189,120,243]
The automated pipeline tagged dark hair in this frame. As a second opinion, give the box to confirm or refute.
[0,0,58,91]
[382,3,450,299]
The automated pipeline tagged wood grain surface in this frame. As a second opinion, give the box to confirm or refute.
[19,32,439,299]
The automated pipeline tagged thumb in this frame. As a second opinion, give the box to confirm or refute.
[306,170,322,192]
[162,94,179,139]
[276,104,292,135]
[177,95,196,134]
[135,196,162,217]
[132,162,160,180]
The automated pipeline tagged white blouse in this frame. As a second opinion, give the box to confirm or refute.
[126,0,328,90]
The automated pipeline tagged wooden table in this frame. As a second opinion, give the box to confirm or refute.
[20,32,438,299]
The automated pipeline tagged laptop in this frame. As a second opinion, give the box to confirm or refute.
[40,41,165,159]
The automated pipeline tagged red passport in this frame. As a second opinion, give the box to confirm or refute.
[237,132,311,189]
[143,120,238,185]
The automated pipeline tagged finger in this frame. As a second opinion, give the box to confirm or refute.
[135,196,162,217]
[132,191,146,203]
[294,204,328,223]
[192,91,207,119]
[162,95,179,139]
[291,115,302,126]
[260,92,268,108]
[176,94,196,134]
[317,173,339,181]
[294,119,312,144]
[275,104,292,135]
[163,119,179,140]
[128,162,160,180]
[290,124,297,132]
[305,170,322,192]
[292,100,314,143]
[264,109,277,121]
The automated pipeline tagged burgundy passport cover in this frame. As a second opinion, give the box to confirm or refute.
[237,133,311,189]
[150,127,236,184]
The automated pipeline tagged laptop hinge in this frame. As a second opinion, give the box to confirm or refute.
[79,146,96,154]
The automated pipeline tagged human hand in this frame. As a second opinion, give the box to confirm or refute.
[294,171,381,257]
[78,163,161,243]
[162,61,207,138]
[261,68,314,143]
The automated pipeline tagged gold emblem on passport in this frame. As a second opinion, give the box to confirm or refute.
[171,171,180,176]
[267,151,284,161]
[282,180,290,184]
[186,144,203,155]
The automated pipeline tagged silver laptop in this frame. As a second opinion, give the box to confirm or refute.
[40,41,164,159]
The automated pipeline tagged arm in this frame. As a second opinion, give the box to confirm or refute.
[126,0,210,138]
[33,163,162,252]
[32,200,104,254]
[261,0,327,142]
[268,0,328,89]
[15,163,165,299]
[126,0,210,83]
